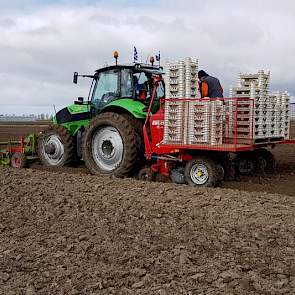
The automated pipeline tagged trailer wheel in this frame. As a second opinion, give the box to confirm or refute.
[216,164,225,182]
[235,152,255,176]
[254,149,276,173]
[11,153,27,169]
[138,167,155,182]
[38,125,74,167]
[185,157,219,187]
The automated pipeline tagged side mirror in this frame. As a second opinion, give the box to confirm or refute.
[73,72,78,84]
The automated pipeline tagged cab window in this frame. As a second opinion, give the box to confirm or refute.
[133,72,151,99]
[92,70,119,108]
[121,69,133,98]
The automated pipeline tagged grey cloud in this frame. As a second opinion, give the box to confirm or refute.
[0,0,295,114]
[0,17,15,28]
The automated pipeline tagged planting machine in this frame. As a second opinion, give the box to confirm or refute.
[140,75,295,186]
[19,52,294,186]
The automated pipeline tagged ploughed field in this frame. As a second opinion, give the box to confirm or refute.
[1,168,295,294]
[0,121,295,293]
[0,121,50,142]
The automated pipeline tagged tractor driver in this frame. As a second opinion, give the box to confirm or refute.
[198,70,223,98]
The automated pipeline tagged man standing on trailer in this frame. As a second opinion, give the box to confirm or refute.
[198,70,223,98]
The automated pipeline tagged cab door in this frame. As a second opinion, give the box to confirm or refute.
[91,69,119,111]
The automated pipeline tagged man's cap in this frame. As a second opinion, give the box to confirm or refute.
[198,70,208,79]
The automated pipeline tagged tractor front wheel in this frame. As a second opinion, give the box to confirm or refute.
[185,156,219,187]
[82,112,140,177]
[38,125,74,167]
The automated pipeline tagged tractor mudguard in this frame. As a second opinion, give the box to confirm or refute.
[102,99,147,119]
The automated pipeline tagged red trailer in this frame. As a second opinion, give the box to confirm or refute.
[140,76,295,187]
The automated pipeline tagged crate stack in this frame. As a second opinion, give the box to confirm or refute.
[163,100,185,144]
[187,101,210,144]
[187,100,224,145]
[210,101,224,145]
[163,58,198,144]
[164,58,198,99]
[184,57,199,98]
[271,91,291,139]
[282,91,291,139]
[230,70,291,141]
[229,70,271,141]
[225,98,253,143]
[268,93,279,137]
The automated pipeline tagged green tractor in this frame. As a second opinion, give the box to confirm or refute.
[38,57,165,177]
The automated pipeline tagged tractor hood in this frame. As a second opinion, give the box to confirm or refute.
[52,104,90,125]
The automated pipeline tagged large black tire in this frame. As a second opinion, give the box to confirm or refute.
[82,112,141,177]
[235,152,256,176]
[121,113,145,161]
[185,156,220,187]
[38,125,74,167]
[235,149,276,176]
[253,148,276,174]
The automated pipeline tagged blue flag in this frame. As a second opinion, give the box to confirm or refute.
[134,46,138,62]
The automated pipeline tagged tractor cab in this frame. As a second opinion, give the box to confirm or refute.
[89,64,165,115]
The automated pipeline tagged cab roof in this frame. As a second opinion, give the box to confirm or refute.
[94,63,164,75]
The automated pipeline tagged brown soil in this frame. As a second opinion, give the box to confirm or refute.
[1,167,295,294]
[0,121,295,293]
[225,144,295,196]
[0,121,49,142]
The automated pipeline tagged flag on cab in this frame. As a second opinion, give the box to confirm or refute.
[134,46,138,62]
[156,51,160,62]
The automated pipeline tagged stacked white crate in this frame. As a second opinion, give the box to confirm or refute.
[271,91,290,139]
[163,60,186,144]
[164,58,199,144]
[229,70,270,141]
[184,57,199,98]
[164,57,224,146]
[210,100,224,145]
[186,100,224,145]
[187,101,210,144]
[164,61,186,99]
[268,93,280,137]
[163,100,185,144]
[282,91,290,139]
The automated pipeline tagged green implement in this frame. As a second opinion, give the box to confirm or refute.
[0,133,39,168]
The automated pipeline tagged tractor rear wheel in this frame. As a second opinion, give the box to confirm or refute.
[82,112,140,177]
[38,125,74,167]
[185,156,219,187]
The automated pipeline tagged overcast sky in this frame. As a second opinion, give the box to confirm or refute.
[0,0,295,115]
